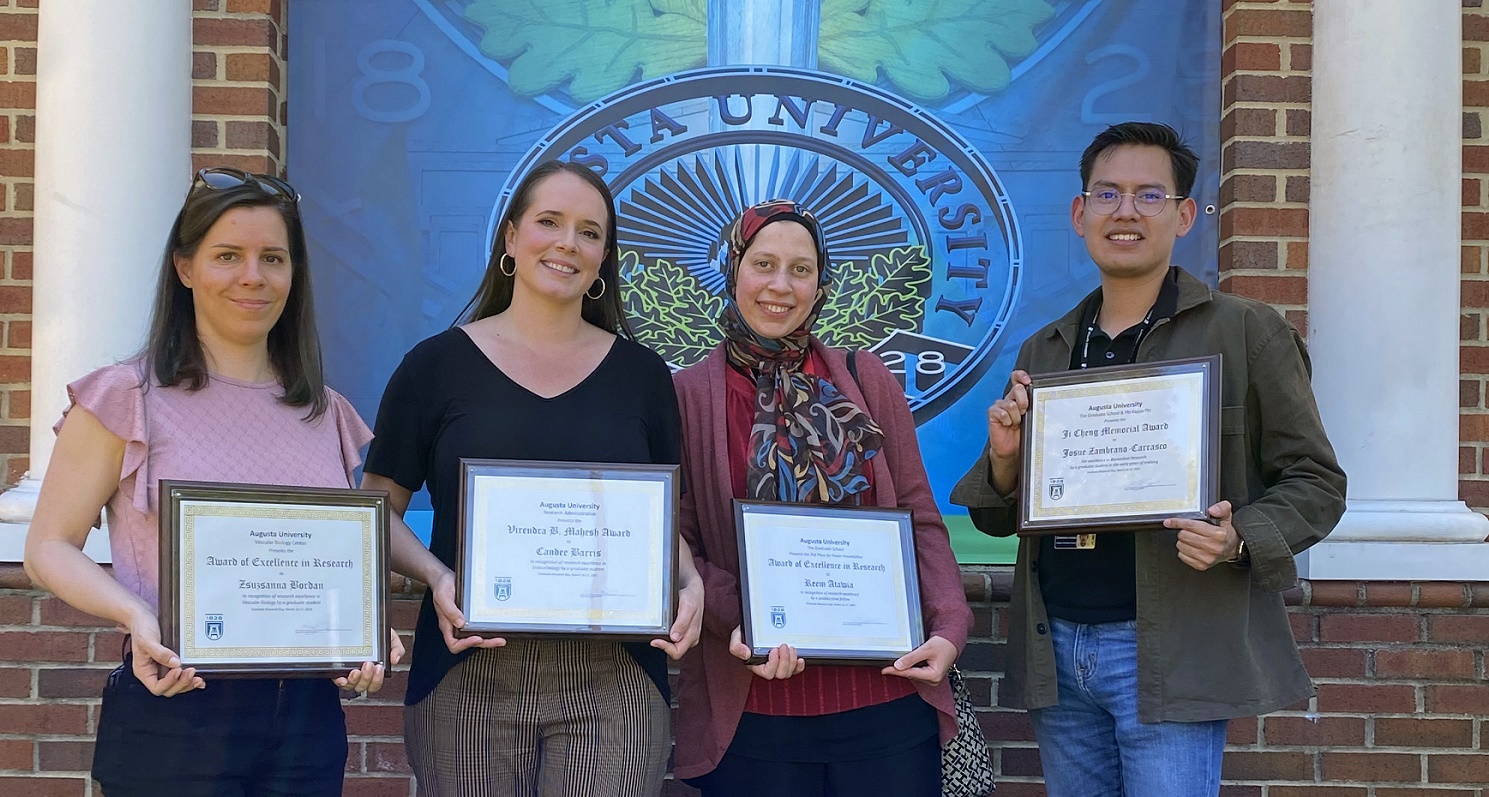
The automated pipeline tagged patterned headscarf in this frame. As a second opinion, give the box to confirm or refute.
[720,200,885,504]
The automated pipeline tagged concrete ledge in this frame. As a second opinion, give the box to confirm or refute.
[0,521,112,564]
[1326,499,1489,543]
[1299,539,1489,581]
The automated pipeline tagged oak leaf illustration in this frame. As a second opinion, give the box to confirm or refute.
[818,0,1055,102]
[815,246,932,351]
[463,0,706,103]
[620,251,724,368]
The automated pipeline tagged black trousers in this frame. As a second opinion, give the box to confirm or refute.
[698,735,942,797]
[92,657,347,797]
[691,695,942,797]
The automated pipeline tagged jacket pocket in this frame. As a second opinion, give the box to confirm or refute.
[1219,406,1248,503]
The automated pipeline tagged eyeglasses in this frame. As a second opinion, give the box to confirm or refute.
[1081,189,1184,217]
[192,167,300,203]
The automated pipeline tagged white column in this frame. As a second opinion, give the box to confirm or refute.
[1303,0,1489,579]
[0,0,191,560]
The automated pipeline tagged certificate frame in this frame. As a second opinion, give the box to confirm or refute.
[1018,355,1221,535]
[455,458,679,640]
[159,480,390,677]
[735,500,925,665]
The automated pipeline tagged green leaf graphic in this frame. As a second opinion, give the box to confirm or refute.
[463,0,706,103]
[620,251,724,368]
[819,0,1056,102]
[816,246,932,350]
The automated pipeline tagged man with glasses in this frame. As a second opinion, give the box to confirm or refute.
[951,122,1345,796]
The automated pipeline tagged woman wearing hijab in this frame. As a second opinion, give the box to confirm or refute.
[670,200,973,796]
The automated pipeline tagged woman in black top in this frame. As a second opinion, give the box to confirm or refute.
[364,160,704,795]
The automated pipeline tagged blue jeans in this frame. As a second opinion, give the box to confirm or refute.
[1029,619,1227,797]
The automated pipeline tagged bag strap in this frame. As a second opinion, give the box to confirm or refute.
[843,350,870,508]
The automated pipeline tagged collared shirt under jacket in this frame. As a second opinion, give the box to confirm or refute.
[951,267,1347,723]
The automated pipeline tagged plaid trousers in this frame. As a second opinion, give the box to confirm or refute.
[405,638,670,797]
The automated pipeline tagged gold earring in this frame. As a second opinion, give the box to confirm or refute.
[499,253,516,277]
[586,278,606,300]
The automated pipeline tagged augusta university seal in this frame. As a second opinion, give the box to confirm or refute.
[498,67,1023,423]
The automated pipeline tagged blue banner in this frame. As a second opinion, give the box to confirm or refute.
[288,0,1220,562]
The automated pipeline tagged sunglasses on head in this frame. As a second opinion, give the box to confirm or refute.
[192,167,300,203]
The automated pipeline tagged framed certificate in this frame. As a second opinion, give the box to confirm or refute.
[159,481,390,676]
[455,459,678,638]
[735,500,924,665]
[1019,355,1221,535]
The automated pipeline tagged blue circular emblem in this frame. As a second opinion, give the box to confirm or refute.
[498,66,1023,423]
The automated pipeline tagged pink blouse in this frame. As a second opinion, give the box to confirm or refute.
[56,361,373,611]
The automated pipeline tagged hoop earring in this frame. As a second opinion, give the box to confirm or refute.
[499,253,516,278]
[586,278,606,300]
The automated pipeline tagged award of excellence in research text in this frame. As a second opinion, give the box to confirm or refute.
[743,514,915,655]
[181,503,376,663]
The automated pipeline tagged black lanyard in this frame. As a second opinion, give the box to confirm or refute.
[1078,297,1157,370]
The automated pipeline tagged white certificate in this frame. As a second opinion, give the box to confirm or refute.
[736,501,923,662]
[457,460,677,636]
[1021,356,1221,532]
[160,482,390,675]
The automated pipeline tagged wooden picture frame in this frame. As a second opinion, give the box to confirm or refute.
[159,480,390,677]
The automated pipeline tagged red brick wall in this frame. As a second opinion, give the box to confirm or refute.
[0,567,422,796]
[1462,1,1489,511]
[343,583,420,795]
[1219,0,1312,336]
[964,574,1489,797]
[191,0,288,176]
[0,571,120,797]
[0,0,37,486]
[4,569,1487,797]
[0,2,1467,498]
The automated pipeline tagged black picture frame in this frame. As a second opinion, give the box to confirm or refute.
[735,499,925,665]
[455,458,679,639]
[1017,354,1222,535]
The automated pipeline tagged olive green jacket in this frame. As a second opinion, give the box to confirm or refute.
[951,268,1346,722]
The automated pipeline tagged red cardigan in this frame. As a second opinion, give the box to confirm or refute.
[671,340,974,780]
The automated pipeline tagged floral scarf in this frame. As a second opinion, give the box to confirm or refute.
[720,200,884,504]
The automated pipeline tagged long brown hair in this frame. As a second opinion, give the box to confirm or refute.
[457,160,632,336]
[143,180,327,420]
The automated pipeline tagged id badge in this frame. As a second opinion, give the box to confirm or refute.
[1052,534,1097,550]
